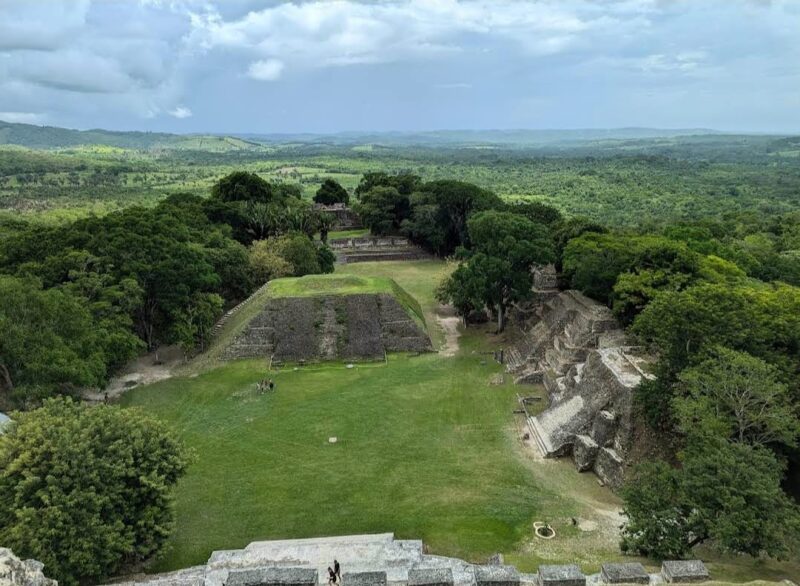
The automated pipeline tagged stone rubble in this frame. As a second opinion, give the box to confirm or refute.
[506,286,653,489]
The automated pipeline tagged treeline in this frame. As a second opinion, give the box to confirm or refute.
[356,171,800,561]
[0,171,335,408]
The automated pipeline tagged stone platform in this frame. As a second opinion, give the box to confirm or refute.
[95,535,712,586]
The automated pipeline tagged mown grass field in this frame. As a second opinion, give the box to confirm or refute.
[121,261,800,582]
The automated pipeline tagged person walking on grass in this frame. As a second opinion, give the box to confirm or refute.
[268,379,275,392]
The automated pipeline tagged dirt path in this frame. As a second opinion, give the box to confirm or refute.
[435,305,462,357]
[82,346,183,403]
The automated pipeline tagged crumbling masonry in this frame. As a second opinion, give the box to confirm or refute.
[506,281,653,489]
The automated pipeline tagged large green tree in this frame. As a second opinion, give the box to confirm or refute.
[438,211,554,331]
[674,347,800,448]
[622,437,800,560]
[354,186,410,235]
[0,398,190,585]
[405,180,502,256]
[314,179,349,205]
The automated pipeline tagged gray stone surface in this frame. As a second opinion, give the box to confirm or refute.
[224,293,431,362]
[475,565,521,586]
[590,411,616,447]
[0,549,57,586]
[661,561,709,583]
[342,571,387,586]
[408,568,454,586]
[594,447,625,490]
[226,567,318,586]
[572,435,599,472]
[506,290,653,486]
[537,564,585,586]
[600,563,650,584]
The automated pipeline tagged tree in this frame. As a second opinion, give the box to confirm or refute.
[354,171,420,199]
[0,276,133,408]
[438,211,554,331]
[503,200,563,225]
[315,211,336,244]
[249,239,294,284]
[405,180,502,256]
[211,171,272,203]
[314,179,349,205]
[0,398,191,585]
[674,347,800,447]
[354,186,410,235]
[621,437,800,560]
[620,461,693,559]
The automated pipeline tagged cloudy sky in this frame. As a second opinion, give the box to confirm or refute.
[0,0,798,134]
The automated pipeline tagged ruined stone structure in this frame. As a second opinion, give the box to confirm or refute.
[328,237,430,264]
[313,204,362,230]
[223,294,432,362]
[86,534,710,586]
[0,548,57,586]
[506,290,653,489]
[1,535,713,586]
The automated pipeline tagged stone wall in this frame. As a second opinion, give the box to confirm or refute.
[506,290,653,489]
[223,293,432,362]
[94,534,713,586]
[313,204,362,229]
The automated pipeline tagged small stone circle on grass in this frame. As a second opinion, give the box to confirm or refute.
[533,521,556,539]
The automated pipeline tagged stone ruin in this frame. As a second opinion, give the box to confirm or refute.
[0,548,57,586]
[2,534,714,586]
[506,288,653,489]
[78,533,709,586]
[223,293,432,363]
[313,204,362,230]
[328,237,430,265]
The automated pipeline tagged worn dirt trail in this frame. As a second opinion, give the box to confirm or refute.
[82,346,183,403]
[435,305,462,357]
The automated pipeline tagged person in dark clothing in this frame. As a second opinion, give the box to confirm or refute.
[334,560,340,583]
[268,379,275,391]
[327,567,337,585]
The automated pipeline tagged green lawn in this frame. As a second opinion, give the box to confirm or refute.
[123,347,544,572]
[120,261,800,582]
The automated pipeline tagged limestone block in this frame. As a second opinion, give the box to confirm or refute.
[661,561,709,583]
[475,565,520,586]
[572,435,599,472]
[594,447,625,490]
[537,564,585,586]
[0,549,57,586]
[600,563,649,584]
[408,568,454,586]
[590,411,616,447]
[226,567,318,586]
[342,571,387,586]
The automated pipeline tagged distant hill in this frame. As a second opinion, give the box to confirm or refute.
[240,127,725,147]
[0,120,262,151]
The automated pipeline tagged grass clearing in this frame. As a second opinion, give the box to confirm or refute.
[121,260,799,582]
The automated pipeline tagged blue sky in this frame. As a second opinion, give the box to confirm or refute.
[0,0,798,134]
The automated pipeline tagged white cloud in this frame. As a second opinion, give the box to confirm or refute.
[168,106,193,118]
[0,111,46,125]
[247,58,285,81]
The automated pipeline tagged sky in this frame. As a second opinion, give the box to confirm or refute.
[0,0,798,134]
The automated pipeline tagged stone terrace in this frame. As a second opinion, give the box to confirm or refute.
[97,534,713,586]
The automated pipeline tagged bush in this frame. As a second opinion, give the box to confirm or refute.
[0,398,191,585]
